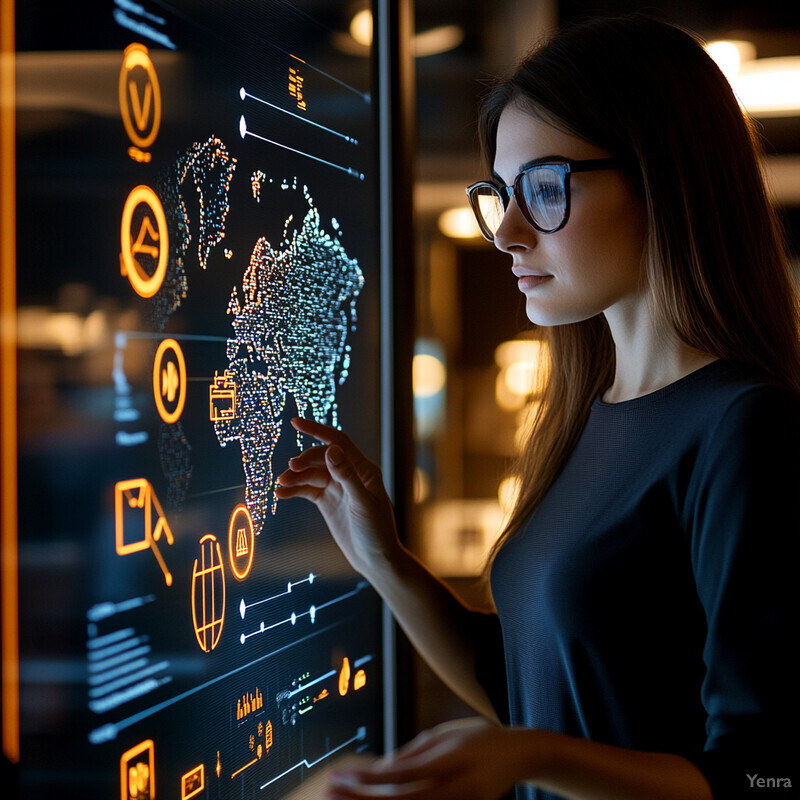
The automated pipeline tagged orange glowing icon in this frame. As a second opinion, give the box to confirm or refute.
[288,65,306,112]
[119,43,162,150]
[181,764,204,800]
[192,534,226,652]
[354,669,366,691]
[338,657,351,697]
[153,338,186,424]
[265,719,273,751]
[228,504,254,581]
[115,479,174,586]
[120,185,169,298]
[209,370,237,421]
[120,739,155,800]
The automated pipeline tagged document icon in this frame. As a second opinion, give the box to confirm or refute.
[115,478,174,585]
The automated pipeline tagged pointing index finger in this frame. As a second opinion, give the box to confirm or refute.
[290,416,340,444]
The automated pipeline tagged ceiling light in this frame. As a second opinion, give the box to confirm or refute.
[705,39,756,80]
[732,56,800,117]
[340,11,463,58]
[413,353,446,398]
[494,339,549,411]
[706,41,800,117]
[438,207,481,239]
[414,25,464,58]
[349,8,372,47]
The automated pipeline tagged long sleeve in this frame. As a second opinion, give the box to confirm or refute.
[684,385,800,797]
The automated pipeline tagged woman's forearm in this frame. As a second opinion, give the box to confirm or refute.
[366,542,501,721]
[514,729,713,800]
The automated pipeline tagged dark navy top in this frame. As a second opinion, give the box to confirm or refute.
[487,361,800,799]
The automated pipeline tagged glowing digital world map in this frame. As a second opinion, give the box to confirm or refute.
[215,177,363,535]
[154,135,363,533]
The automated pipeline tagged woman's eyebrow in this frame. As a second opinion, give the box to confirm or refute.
[492,154,571,184]
[519,154,570,171]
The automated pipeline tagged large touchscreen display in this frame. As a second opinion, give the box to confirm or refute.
[5,2,387,797]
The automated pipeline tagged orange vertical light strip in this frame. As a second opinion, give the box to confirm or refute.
[0,0,19,765]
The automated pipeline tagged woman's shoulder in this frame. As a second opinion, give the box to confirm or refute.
[689,359,800,419]
[686,360,800,471]
[590,358,800,460]
[591,358,800,430]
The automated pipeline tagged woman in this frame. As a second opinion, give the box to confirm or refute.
[276,14,800,800]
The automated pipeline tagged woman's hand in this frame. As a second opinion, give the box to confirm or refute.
[275,417,401,577]
[325,718,542,800]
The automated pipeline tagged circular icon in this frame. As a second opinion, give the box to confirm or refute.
[153,338,186,424]
[228,504,255,581]
[119,42,162,149]
[120,185,169,298]
[192,534,226,653]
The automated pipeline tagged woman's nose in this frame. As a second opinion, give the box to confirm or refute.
[492,195,538,253]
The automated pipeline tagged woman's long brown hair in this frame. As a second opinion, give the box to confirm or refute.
[480,14,800,568]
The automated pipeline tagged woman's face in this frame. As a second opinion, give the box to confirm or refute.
[492,103,647,327]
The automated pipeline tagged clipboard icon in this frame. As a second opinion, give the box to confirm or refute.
[209,370,237,421]
[115,479,174,585]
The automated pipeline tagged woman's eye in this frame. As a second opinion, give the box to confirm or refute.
[533,182,564,204]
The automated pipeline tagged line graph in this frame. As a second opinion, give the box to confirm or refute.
[238,115,365,181]
[239,87,358,144]
[239,573,316,620]
[239,580,370,645]
[259,726,367,790]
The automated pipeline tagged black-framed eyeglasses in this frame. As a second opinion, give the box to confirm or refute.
[466,158,622,240]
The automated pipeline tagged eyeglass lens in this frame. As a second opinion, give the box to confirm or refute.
[471,166,567,238]
[519,167,566,232]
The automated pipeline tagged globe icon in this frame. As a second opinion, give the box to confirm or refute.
[192,533,226,652]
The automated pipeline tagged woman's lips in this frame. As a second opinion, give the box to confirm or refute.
[516,274,553,291]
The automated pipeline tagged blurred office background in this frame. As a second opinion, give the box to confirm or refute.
[386,0,800,733]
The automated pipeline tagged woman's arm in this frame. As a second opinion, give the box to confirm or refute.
[275,417,502,721]
[327,719,713,800]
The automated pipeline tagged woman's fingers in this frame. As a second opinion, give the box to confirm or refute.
[290,416,343,444]
[290,418,375,477]
[285,421,384,502]
[326,758,461,800]
[276,464,331,487]
[280,418,397,575]
[323,445,391,514]
[275,466,332,491]
[273,482,324,503]
[326,719,512,800]
[331,739,459,788]
[382,731,439,763]
[286,443,331,471]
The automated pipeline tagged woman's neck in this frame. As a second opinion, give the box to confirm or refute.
[601,300,717,404]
